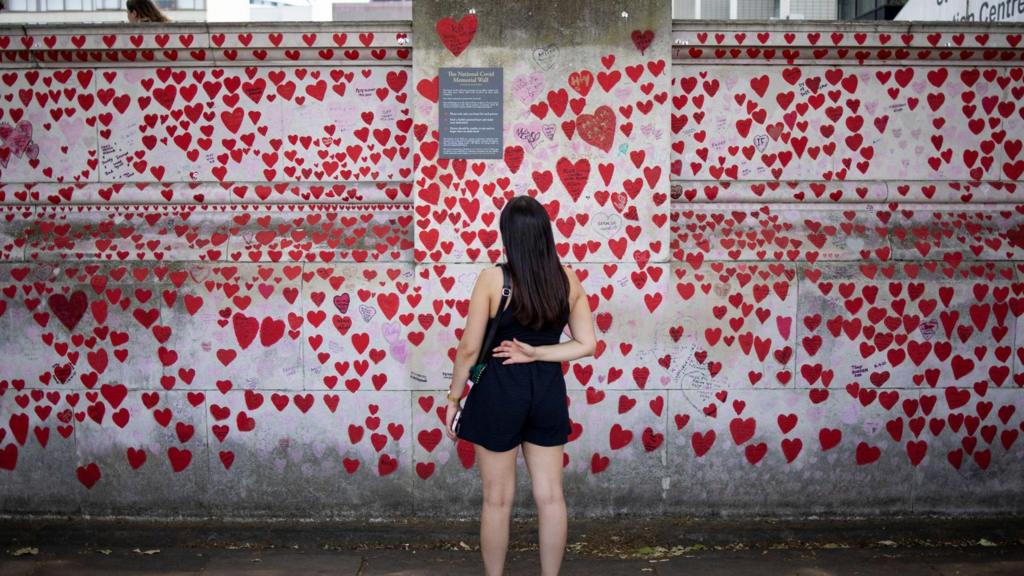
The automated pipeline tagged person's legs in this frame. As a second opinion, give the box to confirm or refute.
[476,442,519,576]
[521,440,566,576]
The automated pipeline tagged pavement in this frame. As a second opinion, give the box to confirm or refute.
[2,515,1023,575]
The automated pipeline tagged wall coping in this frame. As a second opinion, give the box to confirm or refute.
[671,18,1024,32]
[670,19,1024,62]
[0,22,413,66]
[0,18,1019,38]
[0,19,1020,66]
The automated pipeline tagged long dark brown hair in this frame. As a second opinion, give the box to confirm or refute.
[498,195,570,331]
[127,0,171,22]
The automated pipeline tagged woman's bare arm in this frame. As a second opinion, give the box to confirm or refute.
[532,265,596,363]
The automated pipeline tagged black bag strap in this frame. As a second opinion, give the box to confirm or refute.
[477,263,511,364]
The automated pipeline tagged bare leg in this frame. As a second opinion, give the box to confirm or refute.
[522,441,567,576]
[476,442,518,576]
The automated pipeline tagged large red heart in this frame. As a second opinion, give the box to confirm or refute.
[576,105,616,152]
[556,157,591,202]
[48,290,88,332]
[233,313,259,350]
[631,29,654,54]
[76,462,101,488]
[435,14,478,57]
[417,76,439,103]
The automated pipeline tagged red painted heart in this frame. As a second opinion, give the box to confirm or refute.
[631,29,654,55]
[435,14,478,57]
[48,290,88,332]
[576,105,616,153]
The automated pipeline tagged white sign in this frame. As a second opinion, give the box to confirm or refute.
[895,0,1024,22]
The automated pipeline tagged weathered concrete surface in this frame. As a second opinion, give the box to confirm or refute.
[0,2,1023,521]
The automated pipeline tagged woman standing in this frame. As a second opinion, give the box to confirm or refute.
[444,194,597,576]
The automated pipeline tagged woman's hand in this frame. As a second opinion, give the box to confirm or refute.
[444,400,461,441]
[492,337,537,364]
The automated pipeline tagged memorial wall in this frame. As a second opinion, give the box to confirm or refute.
[0,0,1022,519]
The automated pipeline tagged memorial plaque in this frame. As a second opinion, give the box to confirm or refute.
[438,67,503,159]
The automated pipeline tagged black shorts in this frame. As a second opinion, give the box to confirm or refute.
[455,359,572,452]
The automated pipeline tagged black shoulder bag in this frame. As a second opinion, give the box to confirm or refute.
[468,263,511,386]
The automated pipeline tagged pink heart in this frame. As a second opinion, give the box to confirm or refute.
[333,293,350,314]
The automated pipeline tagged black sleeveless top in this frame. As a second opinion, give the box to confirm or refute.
[489,265,570,348]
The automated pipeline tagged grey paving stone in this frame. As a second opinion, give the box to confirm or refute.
[0,558,39,576]
[927,558,1024,576]
[507,550,655,574]
[358,549,481,575]
[31,557,203,576]
[649,548,999,576]
[22,546,207,575]
[202,550,364,575]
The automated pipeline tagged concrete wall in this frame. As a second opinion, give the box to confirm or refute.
[0,1,1022,520]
